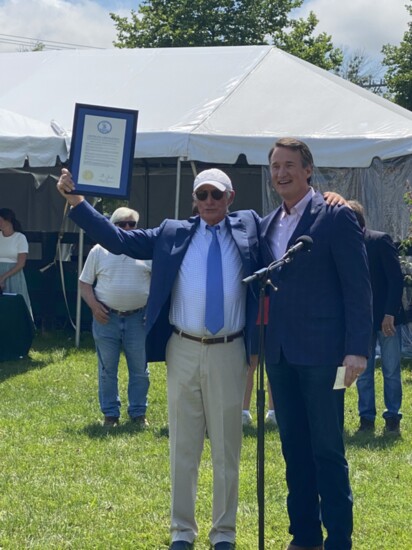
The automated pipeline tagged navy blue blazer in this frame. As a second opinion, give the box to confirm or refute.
[70,201,261,362]
[364,228,405,331]
[260,192,373,366]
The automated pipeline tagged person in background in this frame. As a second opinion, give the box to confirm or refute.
[242,295,276,426]
[57,167,261,550]
[0,208,32,317]
[347,200,404,435]
[261,138,372,550]
[79,207,151,428]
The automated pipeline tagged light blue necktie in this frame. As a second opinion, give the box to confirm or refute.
[205,225,224,334]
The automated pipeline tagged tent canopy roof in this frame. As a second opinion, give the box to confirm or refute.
[0,108,67,168]
[0,45,411,168]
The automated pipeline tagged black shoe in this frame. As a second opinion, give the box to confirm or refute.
[214,543,235,550]
[103,416,119,427]
[169,541,193,550]
[130,415,149,427]
[358,417,375,432]
[384,417,400,435]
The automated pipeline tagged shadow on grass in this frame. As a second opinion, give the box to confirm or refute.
[79,421,170,439]
[242,422,278,439]
[32,329,95,353]
[0,354,48,383]
[344,429,402,449]
[242,423,400,450]
[0,329,96,383]
[156,426,170,438]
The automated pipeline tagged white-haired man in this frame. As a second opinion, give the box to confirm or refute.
[79,207,151,427]
[58,167,261,550]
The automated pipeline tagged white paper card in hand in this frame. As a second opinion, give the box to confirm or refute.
[333,366,356,390]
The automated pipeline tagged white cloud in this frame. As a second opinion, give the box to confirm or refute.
[295,0,409,59]
[0,0,133,52]
[0,0,409,61]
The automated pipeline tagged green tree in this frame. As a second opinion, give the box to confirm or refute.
[18,41,45,52]
[110,0,300,48]
[382,0,412,110]
[110,0,343,71]
[273,11,342,71]
[337,49,385,94]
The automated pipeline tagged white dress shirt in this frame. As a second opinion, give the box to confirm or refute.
[169,218,246,337]
[272,188,315,259]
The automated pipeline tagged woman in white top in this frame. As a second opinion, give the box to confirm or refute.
[0,208,32,316]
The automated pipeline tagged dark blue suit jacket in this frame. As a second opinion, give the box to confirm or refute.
[70,201,261,362]
[364,229,405,331]
[260,192,372,366]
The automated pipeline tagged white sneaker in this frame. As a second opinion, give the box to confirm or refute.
[242,410,253,426]
[265,410,277,426]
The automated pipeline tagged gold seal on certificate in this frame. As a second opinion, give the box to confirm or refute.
[68,103,138,199]
[82,170,94,181]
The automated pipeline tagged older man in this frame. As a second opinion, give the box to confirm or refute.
[57,167,261,550]
[79,207,151,427]
[261,138,372,550]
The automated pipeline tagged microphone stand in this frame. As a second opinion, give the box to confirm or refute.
[243,250,305,550]
[256,277,267,550]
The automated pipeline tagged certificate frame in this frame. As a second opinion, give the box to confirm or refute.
[68,103,138,199]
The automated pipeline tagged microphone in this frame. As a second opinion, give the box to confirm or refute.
[283,235,313,258]
[242,236,313,285]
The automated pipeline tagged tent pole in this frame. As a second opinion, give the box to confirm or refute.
[174,157,182,219]
[75,228,84,348]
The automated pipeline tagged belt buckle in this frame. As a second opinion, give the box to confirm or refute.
[201,336,208,344]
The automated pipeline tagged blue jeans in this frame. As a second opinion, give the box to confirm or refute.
[267,355,353,550]
[357,326,402,421]
[92,309,149,418]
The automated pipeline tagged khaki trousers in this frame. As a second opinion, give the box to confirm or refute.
[166,332,248,545]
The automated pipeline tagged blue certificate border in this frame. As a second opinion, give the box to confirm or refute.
[68,103,138,199]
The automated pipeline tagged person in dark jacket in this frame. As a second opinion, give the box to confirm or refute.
[57,167,261,550]
[348,200,404,435]
[261,138,372,550]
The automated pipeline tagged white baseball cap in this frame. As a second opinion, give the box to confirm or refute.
[193,168,233,193]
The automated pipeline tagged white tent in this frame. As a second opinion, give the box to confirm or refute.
[0,44,411,240]
[0,108,67,168]
[1,45,411,335]
[0,45,411,169]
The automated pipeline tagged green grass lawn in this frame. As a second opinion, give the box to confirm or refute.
[0,331,411,549]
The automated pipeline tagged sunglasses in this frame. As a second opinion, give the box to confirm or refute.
[194,189,225,201]
[115,221,137,229]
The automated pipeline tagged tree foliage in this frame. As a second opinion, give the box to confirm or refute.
[337,49,385,94]
[273,12,342,71]
[110,0,343,72]
[18,41,45,52]
[382,1,412,110]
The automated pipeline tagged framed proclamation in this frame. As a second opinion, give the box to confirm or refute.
[68,103,138,199]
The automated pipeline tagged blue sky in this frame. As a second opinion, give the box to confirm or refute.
[0,0,409,69]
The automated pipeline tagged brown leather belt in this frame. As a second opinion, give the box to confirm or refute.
[173,327,244,345]
[107,307,144,317]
